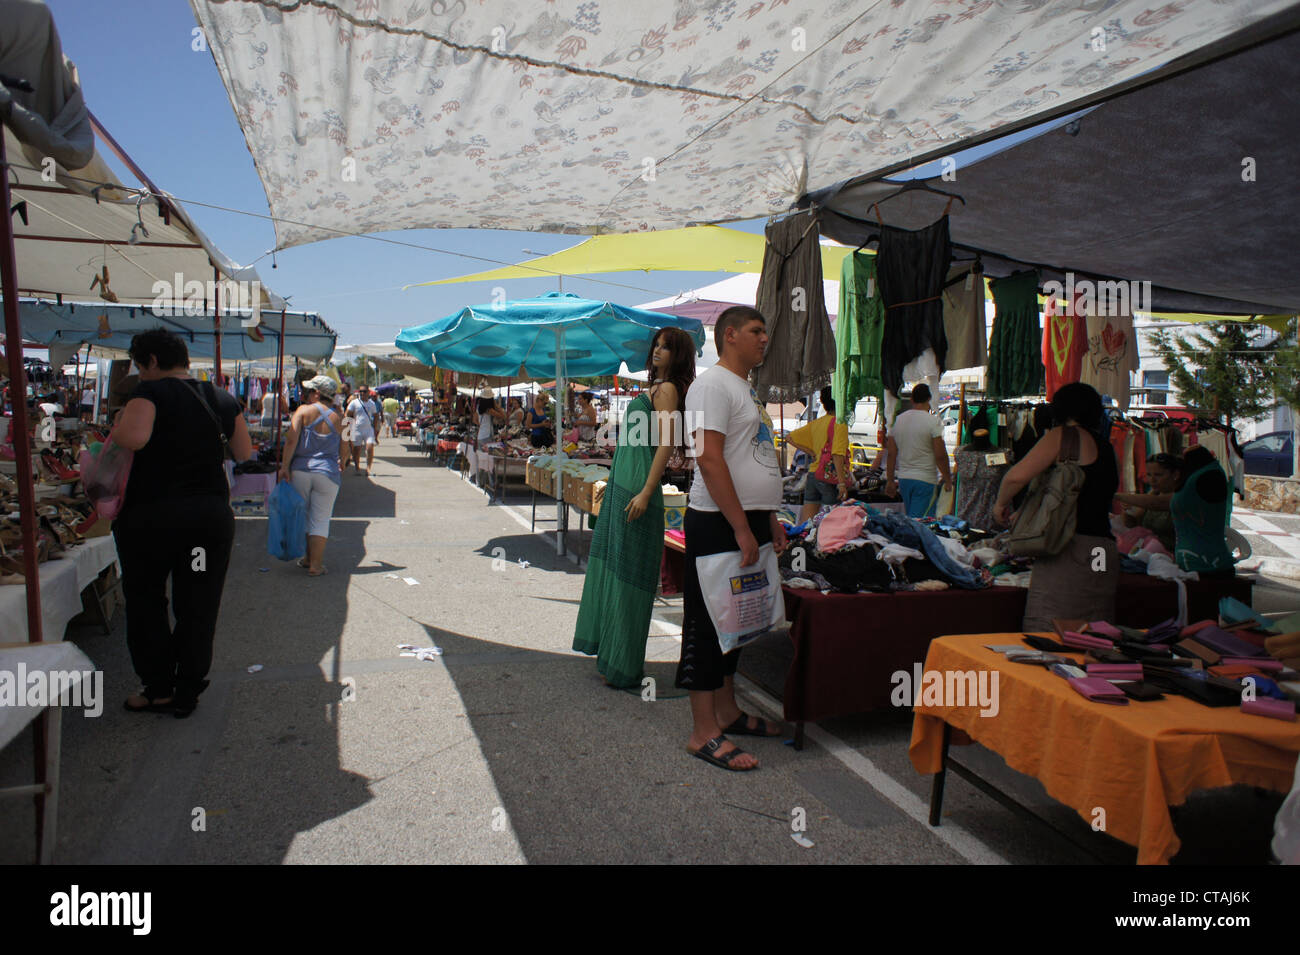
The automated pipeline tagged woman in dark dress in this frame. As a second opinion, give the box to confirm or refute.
[110,329,252,717]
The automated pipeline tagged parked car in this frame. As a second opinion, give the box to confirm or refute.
[1131,404,1198,422]
[1243,430,1294,477]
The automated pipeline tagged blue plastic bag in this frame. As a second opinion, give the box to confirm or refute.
[267,480,307,561]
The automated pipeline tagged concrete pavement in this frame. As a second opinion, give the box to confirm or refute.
[2,442,1296,864]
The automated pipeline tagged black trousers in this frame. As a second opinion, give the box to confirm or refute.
[676,508,774,692]
[112,496,235,700]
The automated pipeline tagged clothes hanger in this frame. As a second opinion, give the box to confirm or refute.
[881,178,967,206]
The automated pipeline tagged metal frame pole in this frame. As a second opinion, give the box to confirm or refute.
[0,129,45,643]
[273,308,286,464]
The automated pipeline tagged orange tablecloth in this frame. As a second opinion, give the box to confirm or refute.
[908,633,1300,865]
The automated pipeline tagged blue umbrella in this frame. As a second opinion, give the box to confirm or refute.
[396,291,704,553]
[394,291,704,377]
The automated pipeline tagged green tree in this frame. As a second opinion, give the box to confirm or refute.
[1263,317,1300,475]
[1149,322,1275,429]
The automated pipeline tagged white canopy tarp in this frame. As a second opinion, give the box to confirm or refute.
[192,0,1298,246]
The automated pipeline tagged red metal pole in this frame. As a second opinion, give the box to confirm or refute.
[0,132,44,643]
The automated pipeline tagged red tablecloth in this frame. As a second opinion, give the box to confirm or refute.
[781,573,1254,723]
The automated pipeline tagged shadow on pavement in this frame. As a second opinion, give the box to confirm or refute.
[0,516,375,864]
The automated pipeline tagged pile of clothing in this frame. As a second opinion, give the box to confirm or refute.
[779,501,994,593]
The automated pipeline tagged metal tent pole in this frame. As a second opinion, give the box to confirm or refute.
[213,266,222,389]
[0,130,44,643]
[273,309,286,465]
[555,326,566,556]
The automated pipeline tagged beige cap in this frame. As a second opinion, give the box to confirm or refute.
[303,374,337,397]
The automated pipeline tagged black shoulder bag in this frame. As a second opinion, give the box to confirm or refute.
[181,380,235,463]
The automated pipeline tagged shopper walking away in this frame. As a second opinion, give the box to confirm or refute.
[789,386,852,522]
[679,306,788,772]
[382,392,400,437]
[573,326,696,687]
[109,328,253,717]
[885,383,951,517]
[260,378,288,431]
[992,383,1119,631]
[347,386,380,476]
[280,375,342,576]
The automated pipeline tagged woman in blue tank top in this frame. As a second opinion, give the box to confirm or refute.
[279,375,343,576]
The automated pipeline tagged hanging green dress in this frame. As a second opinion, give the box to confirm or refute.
[572,393,665,687]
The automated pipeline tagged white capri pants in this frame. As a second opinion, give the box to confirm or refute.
[290,470,341,538]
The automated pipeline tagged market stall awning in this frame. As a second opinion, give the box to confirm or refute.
[2,1,286,310]
[395,290,704,378]
[806,22,1300,315]
[191,0,1300,246]
[410,225,848,287]
[14,299,337,362]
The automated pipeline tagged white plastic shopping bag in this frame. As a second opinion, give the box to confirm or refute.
[695,543,786,654]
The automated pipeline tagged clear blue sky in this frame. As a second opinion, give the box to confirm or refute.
[47,0,767,348]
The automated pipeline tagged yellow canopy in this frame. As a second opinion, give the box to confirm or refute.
[408,225,851,287]
[1146,312,1293,334]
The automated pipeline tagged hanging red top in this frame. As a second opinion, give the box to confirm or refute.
[1042,291,1088,400]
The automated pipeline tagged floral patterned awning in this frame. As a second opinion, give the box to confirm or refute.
[191,0,1297,249]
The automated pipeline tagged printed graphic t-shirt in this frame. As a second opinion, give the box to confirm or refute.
[1042,294,1088,400]
[686,366,782,512]
[1080,311,1139,411]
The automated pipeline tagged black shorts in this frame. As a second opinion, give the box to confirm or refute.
[675,508,774,692]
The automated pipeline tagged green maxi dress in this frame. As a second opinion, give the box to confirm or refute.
[572,394,665,687]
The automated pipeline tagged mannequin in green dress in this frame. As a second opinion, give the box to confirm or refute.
[573,327,697,687]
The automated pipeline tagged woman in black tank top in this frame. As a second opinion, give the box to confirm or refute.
[992,384,1120,631]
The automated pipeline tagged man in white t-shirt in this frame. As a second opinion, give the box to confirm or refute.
[679,305,788,774]
[260,379,288,429]
[346,386,380,476]
[885,383,952,518]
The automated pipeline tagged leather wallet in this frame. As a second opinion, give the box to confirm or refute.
[1023,635,1072,653]
[1087,664,1144,678]
[1067,677,1129,704]
[1087,621,1123,639]
[1241,699,1297,721]
[1193,627,1269,659]
[1221,656,1283,671]
[1063,631,1114,651]
[1053,618,1088,640]
[1119,682,1165,701]
[1176,638,1222,665]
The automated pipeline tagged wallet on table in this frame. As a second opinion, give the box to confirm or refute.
[1067,676,1129,704]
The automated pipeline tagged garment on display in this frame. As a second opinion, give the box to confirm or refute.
[1042,294,1088,400]
[834,249,886,419]
[753,210,837,403]
[986,269,1044,399]
[877,215,951,398]
[941,260,987,370]
[1081,310,1141,412]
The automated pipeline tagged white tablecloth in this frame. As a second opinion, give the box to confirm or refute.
[0,642,95,751]
[0,536,119,642]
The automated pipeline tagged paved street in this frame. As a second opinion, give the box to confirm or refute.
[2,441,1297,864]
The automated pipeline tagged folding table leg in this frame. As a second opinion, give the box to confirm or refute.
[34,707,61,864]
[928,721,952,827]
